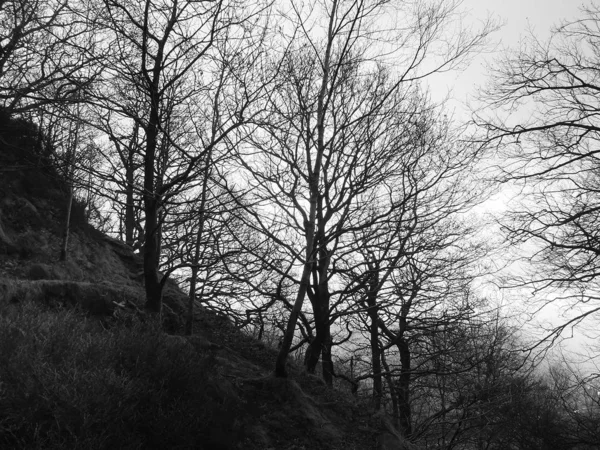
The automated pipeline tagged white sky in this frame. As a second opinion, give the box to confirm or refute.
[429,0,587,115]
[446,1,598,370]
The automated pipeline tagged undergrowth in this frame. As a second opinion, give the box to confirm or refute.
[0,300,244,449]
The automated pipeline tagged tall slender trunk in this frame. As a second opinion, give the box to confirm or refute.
[124,149,136,247]
[275,0,336,378]
[321,324,333,387]
[141,0,175,314]
[59,184,73,262]
[304,333,322,373]
[186,264,200,335]
[305,272,333,386]
[275,256,314,377]
[59,116,79,262]
[350,356,358,396]
[185,159,210,335]
[397,337,412,436]
[381,350,399,427]
[304,192,334,385]
[143,196,162,312]
[365,259,383,408]
[304,276,325,373]
[367,295,382,410]
[142,88,162,313]
[119,122,140,247]
[304,304,333,386]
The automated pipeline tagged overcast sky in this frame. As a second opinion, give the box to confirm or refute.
[453,1,597,366]
[431,0,587,114]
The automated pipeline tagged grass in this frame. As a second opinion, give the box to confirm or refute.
[0,299,245,449]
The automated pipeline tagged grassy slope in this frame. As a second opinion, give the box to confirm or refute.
[0,117,409,449]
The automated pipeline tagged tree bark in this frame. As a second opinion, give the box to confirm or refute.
[143,195,162,313]
[304,335,321,373]
[304,191,334,384]
[124,145,136,247]
[397,336,412,436]
[303,306,333,386]
[368,296,382,410]
[304,286,325,372]
[321,326,334,387]
[305,277,334,386]
[275,258,313,377]
[381,350,399,427]
[142,85,163,313]
[366,260,383,409]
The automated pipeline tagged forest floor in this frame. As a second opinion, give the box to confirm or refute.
[0,122,412,449]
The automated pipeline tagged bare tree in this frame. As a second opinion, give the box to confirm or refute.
[474,3,600,356]
[0,0,98,115]
[93,0,271,313]
[234,0,494,381]
[91,111,144,248]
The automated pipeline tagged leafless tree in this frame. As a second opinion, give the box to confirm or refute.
[474,3,600,358]
[92,0,272,313]
[0,0,98,115]
[234,0,494,381]
[90,111,145,248]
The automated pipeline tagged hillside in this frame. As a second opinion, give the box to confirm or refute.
[0,116,409,449]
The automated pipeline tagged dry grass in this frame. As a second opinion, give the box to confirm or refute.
[0,298,245,449]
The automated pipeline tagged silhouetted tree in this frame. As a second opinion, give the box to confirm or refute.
[93,0,271,313]
[0,0,97,115]
[475,3,600,359]
[234,0,494,382]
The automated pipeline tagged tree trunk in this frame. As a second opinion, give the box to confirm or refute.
[350,356,358,396]
[59,116,79,262]
[185,152,211,335]
[124,151,136,247]
[185,211,206,335]
[275,259,313,377]
[321,326,333,387]
[306,193,333,385]
[366,265,382,409]
[275,0,334,377]
[304,289,325,374]
[303,308,333,387]
[368,302,382,410]
[305,278,333,387]
[59,184,73,261]
[304,335,322,373]
[381,350,399,427]
[143,196,162,313]
[397,337,412,436]
[142,86,163,314]
[185,265,199,335]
